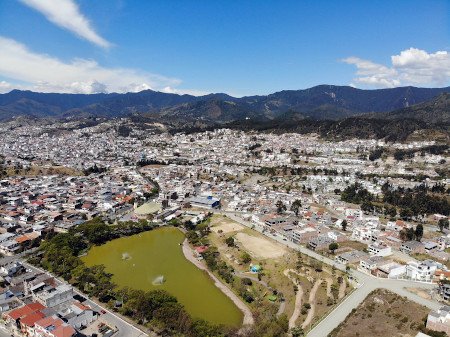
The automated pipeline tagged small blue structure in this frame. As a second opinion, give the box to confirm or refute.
[250,264,262,273]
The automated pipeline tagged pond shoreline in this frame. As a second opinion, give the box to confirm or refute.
[181,238,254,326]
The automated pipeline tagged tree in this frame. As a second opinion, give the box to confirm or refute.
[438,218,449,232]
[276,200,287,214]
[240,252,251,264]
[400,208,413,220]
[385,205,397,218]
[329,243,339,254]
[408,227,415,241]
[291,326,304,337]
[225,236,235,247]
[399,228,408,241]
[290,199,302,216]
[310,260,322,272]
[361,201,374,213]
[415,224,424,241]
[341,220,348,231]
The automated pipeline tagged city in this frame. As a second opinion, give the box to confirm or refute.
[0,116,448,336]
[0,1,449,336]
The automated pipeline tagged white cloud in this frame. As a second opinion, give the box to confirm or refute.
[0,36,188,94]
[19,0,111,48]
[161,86,210,96]
[0,81,13,94]
[343,48,450,88]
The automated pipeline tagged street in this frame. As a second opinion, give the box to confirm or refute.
[218,211,443,337]
[22,262,149,337]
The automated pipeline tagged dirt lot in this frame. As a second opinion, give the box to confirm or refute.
[235,232,287,259]
[329,289,429,337]
[210,215,244,234]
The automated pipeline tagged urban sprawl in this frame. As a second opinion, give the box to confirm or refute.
[0,119,448,337]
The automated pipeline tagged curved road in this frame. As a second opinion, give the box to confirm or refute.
[217,211,442,337]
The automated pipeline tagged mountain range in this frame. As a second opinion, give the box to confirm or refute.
[1,85,449,123]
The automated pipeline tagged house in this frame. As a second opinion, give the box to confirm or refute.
[3,302,46,333]
[34,315,76,337]
[336,250,369,265]
[291,227,318,244]
[423,241,439,253]
[308,235,335,251]
[368,242,392,257]
[375,261,406,278]
[0,261,24,277]
[359,256,385,274]
[33,284,73,308]
[59,301,95,329]
[327,231,347,242]
[406,260,439,282]
[264,216,288,227]
[400,241,425,255]
[0,240,20,255]
[426,306,450,335]
[438,281,450,301]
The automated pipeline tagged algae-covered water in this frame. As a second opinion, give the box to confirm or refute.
[82,227,243,326]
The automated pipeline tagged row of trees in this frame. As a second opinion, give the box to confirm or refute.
[399,224,424,242]
[382,182,449,217]
[341,182,449,220]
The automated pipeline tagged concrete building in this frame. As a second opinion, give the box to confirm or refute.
[406,260,439,282]
[368,242,392,257]
[426,306,450,336]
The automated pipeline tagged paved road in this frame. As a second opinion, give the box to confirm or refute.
[0,325,11,337]
[217,211,442,337]
[22,262,149,337]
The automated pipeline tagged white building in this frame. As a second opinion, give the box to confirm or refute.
[405,260,439,282]
[368,242,392,257]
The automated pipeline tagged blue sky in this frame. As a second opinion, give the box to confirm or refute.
[0,0,449,96]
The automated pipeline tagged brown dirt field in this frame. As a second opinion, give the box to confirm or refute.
[235,232,287,259]
[6,165,82,176]
[329,289,429,337]
[210,215,244,234]
[340,241,368,251]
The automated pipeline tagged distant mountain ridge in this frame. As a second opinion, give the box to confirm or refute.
[376,92,450,124]
[0,85,449,122]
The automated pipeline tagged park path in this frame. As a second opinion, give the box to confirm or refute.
[325,278,333,299]
[276,300,286,317]
[338,279,347,299]
[181,239,254,326]
[302,279,323,329]
[283,269,304,329]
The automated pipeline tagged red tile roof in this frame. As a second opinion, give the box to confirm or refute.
[7,302,46,320]
[20,311,46,327]
[53,325,76,337]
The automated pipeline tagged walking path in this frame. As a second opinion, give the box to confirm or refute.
[302,279,323,329]
[276,300,286,317]
[325,278,333,299]
[283,269,304,329]
[338,279,347,299]
[216,211,444,337]
[181,239,254,326]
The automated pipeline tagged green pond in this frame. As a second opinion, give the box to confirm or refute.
[82,227,243,326]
